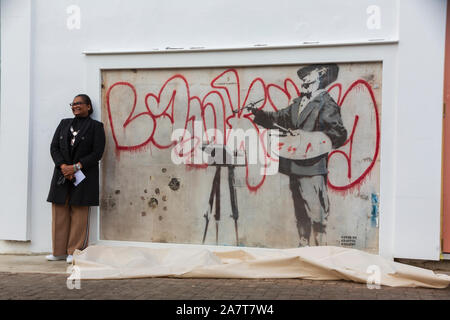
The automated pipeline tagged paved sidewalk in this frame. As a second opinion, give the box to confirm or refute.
[0,272,449,300]
[0,254,449,300]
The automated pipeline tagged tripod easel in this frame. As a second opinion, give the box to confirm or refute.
[201,145,244,246]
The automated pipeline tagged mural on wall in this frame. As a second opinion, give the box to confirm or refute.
[100,62,381,252]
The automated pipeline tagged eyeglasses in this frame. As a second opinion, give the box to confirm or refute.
[301,81,316,89]
[57,174,66,186]
[69,102,86,107]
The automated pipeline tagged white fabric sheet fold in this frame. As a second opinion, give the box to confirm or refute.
[70,245,450,288]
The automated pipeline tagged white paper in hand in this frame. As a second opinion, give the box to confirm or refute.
[73,170,86,186]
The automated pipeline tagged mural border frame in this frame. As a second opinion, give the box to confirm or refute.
[83,43,397,259]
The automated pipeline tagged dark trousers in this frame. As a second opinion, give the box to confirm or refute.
[289,175,330,246]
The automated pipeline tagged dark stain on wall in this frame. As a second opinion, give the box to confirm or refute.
[100,199,108,210]
[168,178,180,191]
[148,197,158,209]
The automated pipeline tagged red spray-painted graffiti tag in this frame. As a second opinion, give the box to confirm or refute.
[105,68,380,192]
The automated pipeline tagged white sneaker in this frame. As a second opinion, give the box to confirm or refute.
[46,254,67,261]
[66,255,73,264]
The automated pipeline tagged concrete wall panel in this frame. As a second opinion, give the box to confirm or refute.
[100,62,382,251]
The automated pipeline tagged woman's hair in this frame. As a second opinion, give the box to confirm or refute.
[75,94,93,115]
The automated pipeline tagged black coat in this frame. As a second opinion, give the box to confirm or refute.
[254,91,347,176]
[47,117,106,206]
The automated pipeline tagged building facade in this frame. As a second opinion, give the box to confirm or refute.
[0,0,448,261]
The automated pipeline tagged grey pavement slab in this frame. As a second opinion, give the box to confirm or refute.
[0,254,67,274]
[0,254,449,300]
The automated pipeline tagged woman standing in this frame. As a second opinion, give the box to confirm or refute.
[46,94,105,263]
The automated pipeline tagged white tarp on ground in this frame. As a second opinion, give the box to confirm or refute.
[71,245,450,288]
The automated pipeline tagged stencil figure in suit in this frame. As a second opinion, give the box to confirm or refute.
[251,64,347,246]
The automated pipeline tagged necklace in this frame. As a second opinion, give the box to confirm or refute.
[70,126,79,146]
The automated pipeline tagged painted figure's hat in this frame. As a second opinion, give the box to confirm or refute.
[297,64,339,88]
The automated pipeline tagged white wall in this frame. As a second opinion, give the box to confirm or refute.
[0,0,446,260]
[393,0,447,260]
[0,0,32,241]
